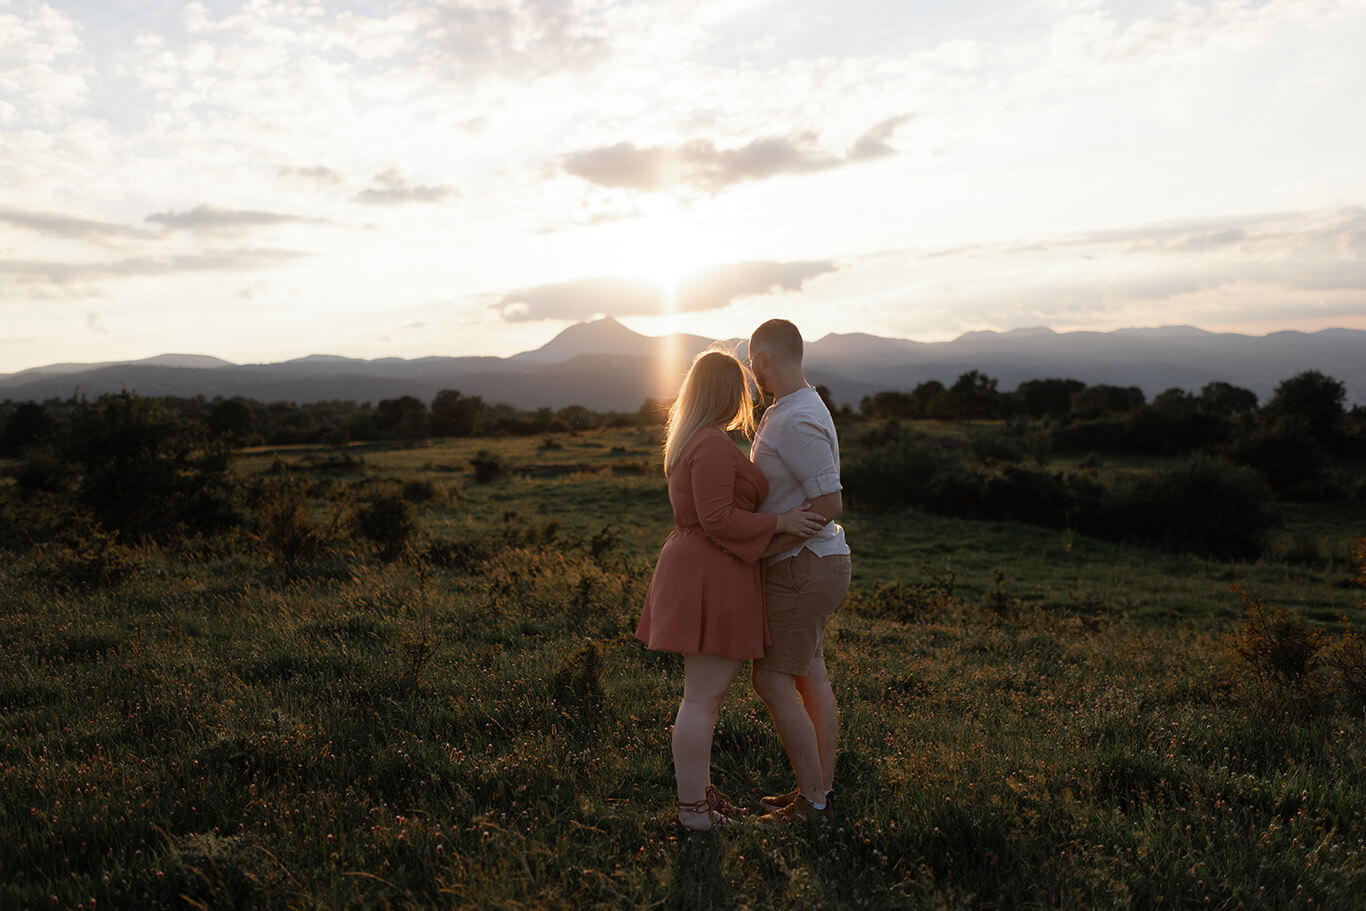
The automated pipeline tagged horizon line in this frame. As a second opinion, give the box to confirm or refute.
[3,320,1363,377]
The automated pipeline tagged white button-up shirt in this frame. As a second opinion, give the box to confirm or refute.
[751,386,850,565]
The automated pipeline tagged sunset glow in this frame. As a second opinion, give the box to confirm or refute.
[2,0,1365,373]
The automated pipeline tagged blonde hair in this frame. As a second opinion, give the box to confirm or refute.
[663,350,757,476]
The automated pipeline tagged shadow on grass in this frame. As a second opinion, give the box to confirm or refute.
[666,829,731,911]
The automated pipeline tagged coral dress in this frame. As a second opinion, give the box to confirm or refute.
[636,425,778,659]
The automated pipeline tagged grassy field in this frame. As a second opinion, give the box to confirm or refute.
[2,427,1365,909]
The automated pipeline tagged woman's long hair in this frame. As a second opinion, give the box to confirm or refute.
[663,350,756,477]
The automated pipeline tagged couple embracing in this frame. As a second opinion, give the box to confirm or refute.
[636,318,851,831]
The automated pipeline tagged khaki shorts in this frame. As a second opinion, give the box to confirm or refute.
[755,549,851,676]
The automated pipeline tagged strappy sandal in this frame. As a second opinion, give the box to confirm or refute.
[677,798,729,831]
[705,784,749,818]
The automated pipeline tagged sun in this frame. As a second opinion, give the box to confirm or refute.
[611,203,727,301]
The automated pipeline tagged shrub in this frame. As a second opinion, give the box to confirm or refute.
[551,639,604,719]
[11,448,67,492]
[844,568,955,624]
[63,392,239,542]
[1229,585,1323,690]
[398,621,439,693]
[1075,457,1277,559]
[1226,422,1335,498]
[400,478,446,504]
[842,427,962,509]
[354,494,418,559]
[984,568,1022,621]
[29,520,144,590]
[471,450,508,484]
[1322,623,1366,704]
[253,476,336,566]
[423,538,493,572]
[983,466,1070,527]
[967,430,1024,465]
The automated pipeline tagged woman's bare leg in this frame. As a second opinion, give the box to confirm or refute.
[673,653,743,825]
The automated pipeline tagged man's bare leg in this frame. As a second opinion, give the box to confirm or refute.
[795,655,838,793]
[752,667,824,804]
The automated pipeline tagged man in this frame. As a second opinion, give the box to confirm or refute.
[746,318,851,825]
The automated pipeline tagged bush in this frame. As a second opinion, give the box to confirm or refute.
[1075,457,1278,560]
[967,430,1024,465]
[983,466,1070,527]
[550,639,604,720]
[401,478,448,504]
[62,392,239,542]
[354,494,418,559]
[11,448,67,492]
[844,567,955,623]
[471,450,508,484]
[252,477,338,566]
[1230,585,1323,691]
[1226,422,1335,498]
[842,427,963,510]
[28,520,145,590]
[1322,623,1366,704]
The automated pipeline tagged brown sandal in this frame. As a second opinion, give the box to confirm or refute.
[677,798,729,831]
[705,784,748,817]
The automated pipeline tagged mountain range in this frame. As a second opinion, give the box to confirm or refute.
[2,320,1362,411]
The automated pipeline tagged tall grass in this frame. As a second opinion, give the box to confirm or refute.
[2,429,1364,908]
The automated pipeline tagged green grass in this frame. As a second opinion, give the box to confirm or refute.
[3,428,1365,908]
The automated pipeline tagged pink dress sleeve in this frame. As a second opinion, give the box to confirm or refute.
[688,429,778,564]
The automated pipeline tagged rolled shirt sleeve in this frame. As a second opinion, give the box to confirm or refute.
[782,416,843,500]
[689,432,778,564]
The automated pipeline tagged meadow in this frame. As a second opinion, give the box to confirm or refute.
[2,423,1365,909]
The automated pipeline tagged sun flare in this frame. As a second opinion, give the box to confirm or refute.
[612,204,728,302]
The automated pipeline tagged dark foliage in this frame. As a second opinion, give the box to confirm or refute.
[1225,421,1337,499]
[1016,378,1086,419]
[471,450,508,484]
[1072,457,1278,560]
[62,392,239,542]
[845,425,1278,559]
[1266,370,1346,442]
[354,494,418,559]
[1,402,55,455]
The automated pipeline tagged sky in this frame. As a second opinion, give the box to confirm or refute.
[2,0,1365,373]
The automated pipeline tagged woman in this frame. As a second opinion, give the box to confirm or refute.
[636,350,825,831]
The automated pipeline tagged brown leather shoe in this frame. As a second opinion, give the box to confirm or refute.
[760,787,799,809]
[755,795,833,827]
[761,788,838,814]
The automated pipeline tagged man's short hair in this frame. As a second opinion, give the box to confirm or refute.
[750,318,803,365]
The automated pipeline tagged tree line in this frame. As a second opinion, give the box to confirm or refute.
[2,369,1360,467]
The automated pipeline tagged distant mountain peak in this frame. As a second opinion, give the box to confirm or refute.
[513,316,652,363]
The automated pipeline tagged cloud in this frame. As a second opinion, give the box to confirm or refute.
[0,248,309,290]
[0,206,151,242]
[848,115,915,161]
[0,4,90,125]
[416,0,611,79]
[493,260,837,322]
[920,209,1361,261]
[145,203,319,233]
[562,116,912,192]
[352,168,459,205]
[277,165,343,184]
